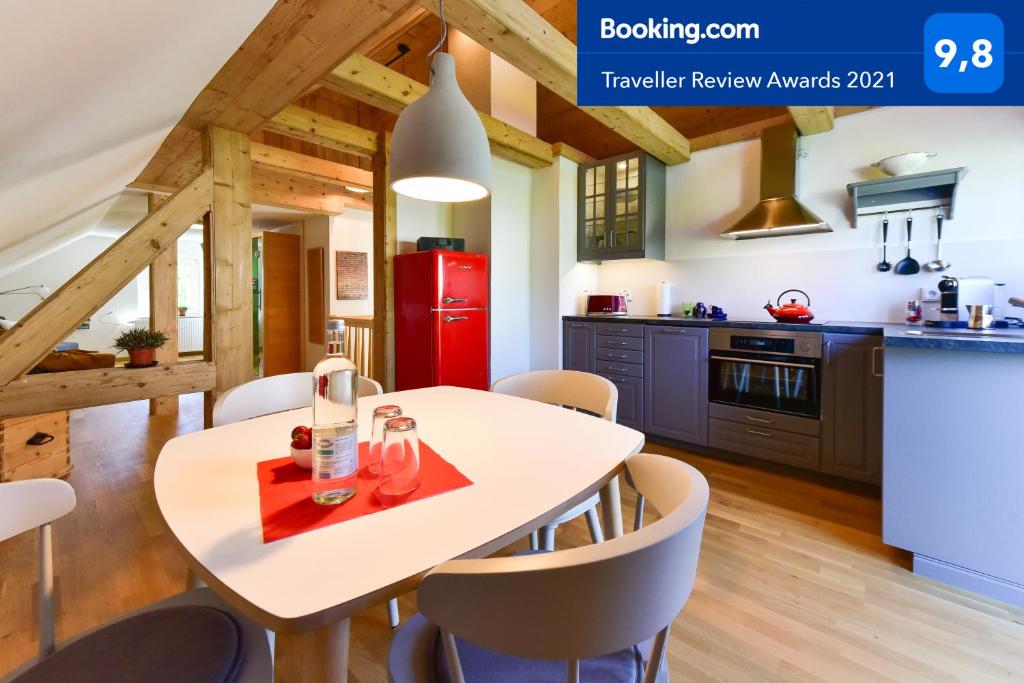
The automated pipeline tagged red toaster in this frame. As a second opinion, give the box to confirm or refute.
[586,294,627,316]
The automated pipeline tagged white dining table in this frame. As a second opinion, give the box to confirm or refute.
[154,386,645,682]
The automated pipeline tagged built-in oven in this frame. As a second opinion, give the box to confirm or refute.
[708,328,822,419]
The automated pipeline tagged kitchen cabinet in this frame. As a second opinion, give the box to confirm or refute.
[562,320,595,373]
[604,375,643,431]
[643,326,708,445]
[578,151,665,262]
[820,333,883,484]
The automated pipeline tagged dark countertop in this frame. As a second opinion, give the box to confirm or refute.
[562,315,1024,354]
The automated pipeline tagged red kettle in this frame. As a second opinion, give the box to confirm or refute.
[764,289,815,323]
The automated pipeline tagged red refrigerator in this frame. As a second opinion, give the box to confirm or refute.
[394,250,489,391]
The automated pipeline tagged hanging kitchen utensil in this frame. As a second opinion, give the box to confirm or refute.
[894,212,920,275]
[925,212,951,272]
[876,214,892,272]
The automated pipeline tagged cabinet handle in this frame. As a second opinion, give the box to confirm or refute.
[745,415,775,425]
[824,340,832,367]
[608,341,627,346]
[443,315,468,323]
[872,346,884,377]
[570,323,590,328]
[607,353,629,359]
[606,365,629,372]
[747,428,774,438]
[443,296,468,304]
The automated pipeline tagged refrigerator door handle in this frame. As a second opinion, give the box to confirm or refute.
[443,315,469,323]
[442,296,469,304]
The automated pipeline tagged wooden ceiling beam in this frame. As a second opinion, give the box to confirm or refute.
[263,105,379,158]
[252,167,372,215]
[420,0,691,164]
[135,0,419,189]
[250,142,373,190]
[788,107,836,135]
[322,54,553,169]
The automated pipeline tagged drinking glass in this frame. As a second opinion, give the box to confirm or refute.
[366,405,402,476]
[376,417,421,507]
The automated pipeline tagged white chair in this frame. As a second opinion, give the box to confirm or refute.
[211,372,402,628]
[0,478,271,682]
[388,453,710,682]
[212,371,383,426]
[490,370,617,551]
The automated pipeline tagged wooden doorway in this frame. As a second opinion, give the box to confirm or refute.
[261,231,302,376]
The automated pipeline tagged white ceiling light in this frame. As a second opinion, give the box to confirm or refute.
[344,186,370,194]
[389,0,491,203]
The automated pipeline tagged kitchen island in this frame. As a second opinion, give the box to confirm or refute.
[563,315,1024,605]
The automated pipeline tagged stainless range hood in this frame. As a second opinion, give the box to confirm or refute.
[721,122,831,240]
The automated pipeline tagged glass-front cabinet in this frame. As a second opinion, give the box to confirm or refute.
[577,151,665,262]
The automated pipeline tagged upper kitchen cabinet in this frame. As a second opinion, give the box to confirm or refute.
[578,151,665,262]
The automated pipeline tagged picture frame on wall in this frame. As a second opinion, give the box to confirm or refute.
[335,251,368,301]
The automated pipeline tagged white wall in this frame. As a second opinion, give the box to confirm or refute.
[595,107,1024,323]
[329,209,373,317]
[397,197,451,254]
[489,158,534,380]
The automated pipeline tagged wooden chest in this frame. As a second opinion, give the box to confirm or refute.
[0,411,71,482]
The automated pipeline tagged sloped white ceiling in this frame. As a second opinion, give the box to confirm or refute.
[0,0,276,275]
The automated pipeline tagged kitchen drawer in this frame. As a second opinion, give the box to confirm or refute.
[597,335,643,352]
[708,418,820,471]
[596,347,643,364]
[599,374,643,431]
[708,403,820,437]
[596,359,643,378]
[595,322,644,338]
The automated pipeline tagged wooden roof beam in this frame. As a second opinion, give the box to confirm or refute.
[322,54,553,169]
[420,0,691,164]
[250,142,373,190]
[263,105,379,158]
[788,107,836,135]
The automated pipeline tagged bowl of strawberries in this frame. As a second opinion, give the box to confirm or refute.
[290,425,313,469]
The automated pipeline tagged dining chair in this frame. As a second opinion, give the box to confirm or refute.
[388,452,709,682]
[490,370,617,550]
[212,371,383,427]
[0,478,272,683]
[211,372,402,628]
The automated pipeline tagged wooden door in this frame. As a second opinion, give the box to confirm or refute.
[644,326,709,445]
[821,333,884,484]
[262,232,302,376]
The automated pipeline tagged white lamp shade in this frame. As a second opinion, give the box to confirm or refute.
[390,52,492,202]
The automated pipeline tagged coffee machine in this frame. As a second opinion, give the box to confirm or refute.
[932,276,997,326]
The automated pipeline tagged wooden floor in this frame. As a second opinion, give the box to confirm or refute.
[2,393,1023,680]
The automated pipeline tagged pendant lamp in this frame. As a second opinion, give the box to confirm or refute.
[390,0,492,202]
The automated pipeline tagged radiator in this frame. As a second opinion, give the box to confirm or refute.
[177,316,204,353]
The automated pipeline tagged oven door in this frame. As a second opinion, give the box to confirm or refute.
[708,352,820,419]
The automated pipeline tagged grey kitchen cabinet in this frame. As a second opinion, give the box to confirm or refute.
[578,151,665,262]
[643,326,708,445]
[820,333,883,484]
[562,321,595,373]
[602,374,643,431]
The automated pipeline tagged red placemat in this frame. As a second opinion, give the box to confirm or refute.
[256,441,472,543]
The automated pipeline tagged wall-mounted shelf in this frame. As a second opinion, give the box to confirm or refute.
[846,167,968,227]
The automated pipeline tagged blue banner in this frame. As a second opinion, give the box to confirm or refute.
[577,1,1022,105]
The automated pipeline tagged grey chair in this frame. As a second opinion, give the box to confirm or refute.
[0,478,272,682]
[388,453,710,682]
[490,370,618,551]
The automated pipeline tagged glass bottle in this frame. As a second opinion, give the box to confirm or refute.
[311,320,359,505]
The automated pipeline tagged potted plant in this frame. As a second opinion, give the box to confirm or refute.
[178,305,188,317]
[114,327,169,367]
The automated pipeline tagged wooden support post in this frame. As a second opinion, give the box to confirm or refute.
[148,193,179,415]
[202,127,253,427]
[372,132,397,392]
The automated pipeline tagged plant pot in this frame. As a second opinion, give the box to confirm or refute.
[127,348,155,366]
